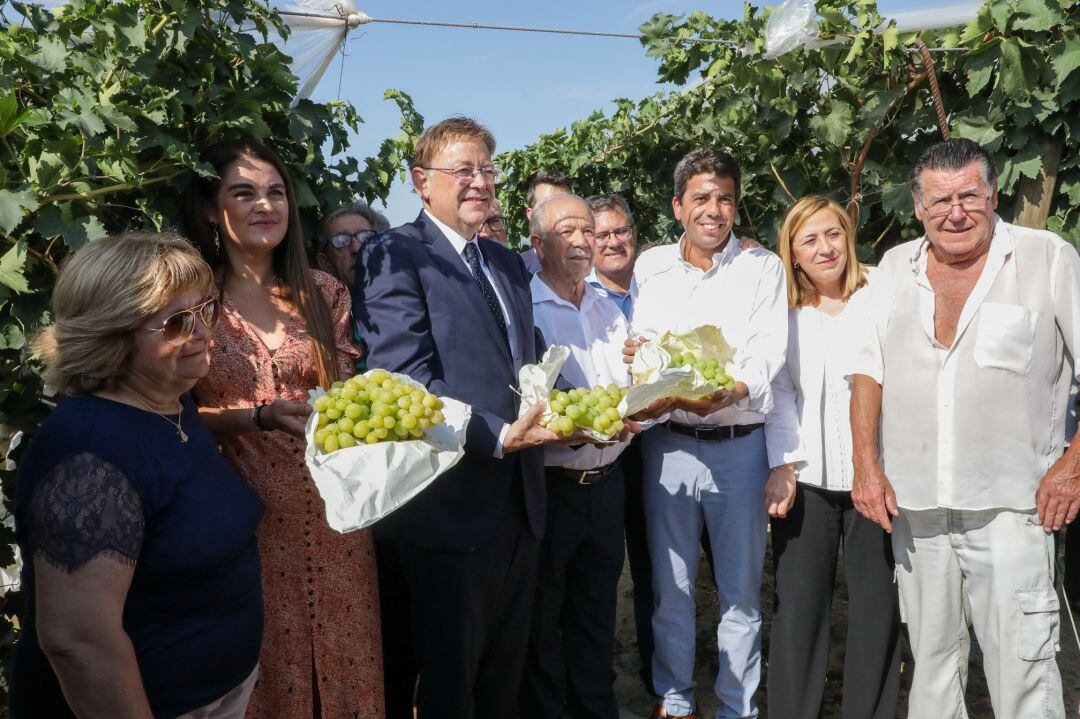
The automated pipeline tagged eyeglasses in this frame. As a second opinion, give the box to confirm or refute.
[424,166,501,184]
[329,230,376,249]
[918,191,992,218]
[595,225,633,242]
[482,217,506,232]
[145,298,217,346]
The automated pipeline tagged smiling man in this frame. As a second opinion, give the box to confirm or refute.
[850,138,1079,718]
[519,193,635,719]
[354,117,571,719]
[585,194,638,320]
[628,146,788,719]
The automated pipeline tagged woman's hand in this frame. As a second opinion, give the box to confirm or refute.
[764,464,798,518]
[262,399,312,437]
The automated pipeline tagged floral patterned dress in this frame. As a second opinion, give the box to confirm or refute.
[194,270,384,719]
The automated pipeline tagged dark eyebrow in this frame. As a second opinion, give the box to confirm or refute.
[225,181,285,192]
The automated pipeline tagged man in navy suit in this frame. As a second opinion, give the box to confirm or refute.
[353,117,569,719]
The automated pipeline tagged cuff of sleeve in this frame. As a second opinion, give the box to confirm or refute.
[493,422,510,459]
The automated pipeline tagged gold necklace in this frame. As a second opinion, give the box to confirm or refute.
[156,400,189,443]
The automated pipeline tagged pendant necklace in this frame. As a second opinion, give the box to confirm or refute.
[152,400,188,443]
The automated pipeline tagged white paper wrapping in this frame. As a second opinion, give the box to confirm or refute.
[517,345,624,442]
[623,325,738,412]
[304,371,471,533]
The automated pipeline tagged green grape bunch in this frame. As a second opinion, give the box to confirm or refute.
[311,369,446,454]
[544,384,629,440]
[669,352,736,391]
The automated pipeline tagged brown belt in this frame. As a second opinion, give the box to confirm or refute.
[549,462,620,485]
[665,421,764,442]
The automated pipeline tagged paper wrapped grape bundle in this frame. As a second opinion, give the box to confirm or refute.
[544,384,628,439]
[304,369,470,533]
[311,369,446,453]
[667,353,735,391]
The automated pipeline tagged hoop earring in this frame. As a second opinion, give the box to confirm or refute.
[210,222,222,254]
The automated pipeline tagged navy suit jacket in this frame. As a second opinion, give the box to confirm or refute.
[353,211,546,551]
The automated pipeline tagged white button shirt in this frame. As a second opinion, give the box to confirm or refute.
[425,209,520,362]
[850,218,1080,511]
[631,234,789,426]
[765,287,873,489]
[531,274,632,470]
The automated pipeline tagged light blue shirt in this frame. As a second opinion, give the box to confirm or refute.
[586,268,637,321]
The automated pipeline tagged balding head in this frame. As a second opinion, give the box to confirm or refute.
[530,193,595,287]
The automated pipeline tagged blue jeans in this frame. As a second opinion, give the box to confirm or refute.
[642,425,769,719]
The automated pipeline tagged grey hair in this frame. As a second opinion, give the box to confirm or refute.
[586,194,634,227]
[910,138,998,197]
[317,201,390,251]
[529,192,592,240]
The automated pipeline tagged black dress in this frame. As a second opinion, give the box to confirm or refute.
[9,394,265,719]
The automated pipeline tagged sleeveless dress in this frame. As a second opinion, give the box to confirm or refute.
[194,271,384,718]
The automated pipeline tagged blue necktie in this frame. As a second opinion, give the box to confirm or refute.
[463,241,510,349]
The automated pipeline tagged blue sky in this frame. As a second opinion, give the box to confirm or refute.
[28,0,956,225]
[298,0,952,226]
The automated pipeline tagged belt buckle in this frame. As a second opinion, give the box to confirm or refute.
[577,469,602,485]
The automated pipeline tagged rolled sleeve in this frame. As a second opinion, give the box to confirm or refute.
[1051,241,1080,383]
[845,260,893,385]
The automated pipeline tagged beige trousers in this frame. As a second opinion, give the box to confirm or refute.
[892,509,1064,719]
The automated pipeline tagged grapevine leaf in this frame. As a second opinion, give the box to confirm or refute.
[28,37,67,74]
[953,114,1004,151]
[809,102,854,146]
[1014,0,1064,31]
[0,190,37,235]
[998,40,1027,99]
[881,26,900,54]
[964,45,998,98]
[1051,37,1080,88]
[0,242,30,294]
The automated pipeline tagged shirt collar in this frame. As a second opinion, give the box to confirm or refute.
[586,268,637,298]
[674,231,737,274]
[909,214,1011,278]
[424,209,476,257]
[531,273,597,311]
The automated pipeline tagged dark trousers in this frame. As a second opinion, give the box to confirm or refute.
[621,436,655,693]
[1066,523,1080,604]
[398,480,540,719]
[521,466,626,719]
[374,536,417,719]
[767,483,901,719]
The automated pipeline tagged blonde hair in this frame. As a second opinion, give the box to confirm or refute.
[411,117,496,170]
[33,232,213,396]
[776,196,867,308]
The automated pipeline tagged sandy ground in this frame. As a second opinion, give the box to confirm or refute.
[612,528,1080,719]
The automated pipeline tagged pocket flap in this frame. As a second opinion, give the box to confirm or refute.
[1017,588,1060,614]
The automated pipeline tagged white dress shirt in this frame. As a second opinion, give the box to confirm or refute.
[766,286,873,489]
[425,209,520,454]
[531,274,632,470]
[849,218,1080,511]
[425,209,521,362]
[631,234,789,426]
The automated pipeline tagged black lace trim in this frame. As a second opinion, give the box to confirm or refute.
[28,452,145,573]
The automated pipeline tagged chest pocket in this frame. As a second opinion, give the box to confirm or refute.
[973,302,1037,375]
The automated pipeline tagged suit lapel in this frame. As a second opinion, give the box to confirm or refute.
[415,213,514,367]
[480,241,528,368]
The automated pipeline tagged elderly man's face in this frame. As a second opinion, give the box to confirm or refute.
[673,172,738,255]
[318,213,373,289]
[533,197,595,285]
[412,138,494,238]
[914,162,998,259]
[593,208,636,279]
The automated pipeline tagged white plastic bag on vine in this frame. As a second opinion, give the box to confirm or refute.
[763,0,819,59]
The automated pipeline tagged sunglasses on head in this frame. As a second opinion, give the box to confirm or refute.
[329,230,376,249]
[145,298,217,346]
